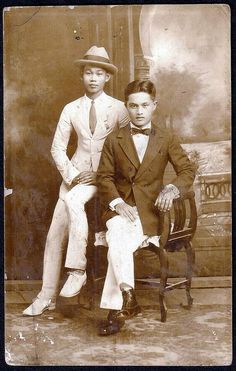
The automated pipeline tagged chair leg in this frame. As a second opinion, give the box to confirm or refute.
[157,247,169,322]
[185,240,195,308]
[86,262,96,310]
[87,293,95,310]
[77,247,96,310]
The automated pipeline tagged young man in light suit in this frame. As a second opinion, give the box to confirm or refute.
[23,46,129,316]
[96,79,196,335]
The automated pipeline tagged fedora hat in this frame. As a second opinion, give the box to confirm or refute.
[75,45,118,74]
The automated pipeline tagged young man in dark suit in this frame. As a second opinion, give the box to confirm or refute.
[96,79,196,335]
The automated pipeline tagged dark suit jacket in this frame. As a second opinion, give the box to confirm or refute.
[97,122,196,236]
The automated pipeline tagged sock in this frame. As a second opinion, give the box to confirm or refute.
[68,269,85,276]
[120,283,133,291]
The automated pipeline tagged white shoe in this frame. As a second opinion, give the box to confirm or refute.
[22,296,56,316]
[59,271,87,298]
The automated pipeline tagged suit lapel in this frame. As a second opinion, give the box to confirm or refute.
[135,123,165,180]
[93,97,113,138]
[76,97,92,137]
[76,95,111,138]
[117,124,140,170]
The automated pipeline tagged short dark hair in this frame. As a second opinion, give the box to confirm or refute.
[80,64,109,74]
[124,80,156,102]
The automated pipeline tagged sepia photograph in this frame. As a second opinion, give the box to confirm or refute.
[4,4,232,366]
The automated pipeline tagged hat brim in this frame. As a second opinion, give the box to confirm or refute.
[74,59,118,74]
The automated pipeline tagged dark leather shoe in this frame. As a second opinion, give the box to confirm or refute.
[98,318,125,336]
[108,289,141,321]
[107,309,122,321]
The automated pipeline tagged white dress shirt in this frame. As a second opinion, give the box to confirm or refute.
[130,121,151,162]
[84,92,107,132]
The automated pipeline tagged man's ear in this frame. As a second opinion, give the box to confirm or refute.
[153,100,158,109]
[105,73,111,82]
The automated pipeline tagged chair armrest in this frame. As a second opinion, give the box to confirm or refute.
[157,190,197,249]
[178,190,195,201]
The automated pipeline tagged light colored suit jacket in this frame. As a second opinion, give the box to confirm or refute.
[51,93,129,188]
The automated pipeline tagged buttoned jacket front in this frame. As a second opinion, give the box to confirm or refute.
[51,93,129,187]
[97,122,196,236]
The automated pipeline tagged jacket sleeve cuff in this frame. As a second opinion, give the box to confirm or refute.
[109,197,124,211]
[65,168,80,186]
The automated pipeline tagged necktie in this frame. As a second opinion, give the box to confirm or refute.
[131,127,151,136]
[89,100,97,134]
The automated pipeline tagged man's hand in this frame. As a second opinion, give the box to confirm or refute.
[155,185,179,212]
[115,202,137,222]
[72,171,97,186]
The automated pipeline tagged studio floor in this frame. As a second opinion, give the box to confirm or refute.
[5,277,232,367]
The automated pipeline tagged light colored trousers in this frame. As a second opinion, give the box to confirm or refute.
[100,213,151,311]
[39,183,97,301]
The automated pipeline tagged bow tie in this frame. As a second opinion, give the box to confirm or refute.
[130,127,151,136]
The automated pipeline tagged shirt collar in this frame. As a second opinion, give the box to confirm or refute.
[130,121,152,129]
[84,91,106,104]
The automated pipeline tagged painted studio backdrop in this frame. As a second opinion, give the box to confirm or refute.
[4,5,231,281]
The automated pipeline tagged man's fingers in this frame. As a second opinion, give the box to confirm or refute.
[79,180,92,185]
[122,212,133,222]
[130,208,137,221]
[126,209,136,222]
[159,199,166,211]
[118,208,130,221]
[155,192,172,212]
[79,174,92,179]
[79,179,94,185]
[78,177,91,183]
[79,175,93,182]
[78,171,93,180]
[72,175,81,184]
[162,199,169,212]
[124,210,136,222]
[159,197,173,212]
[166,198,173,210]
[79,171,90,177]
[155,194,164,208]
[115,204,137,222]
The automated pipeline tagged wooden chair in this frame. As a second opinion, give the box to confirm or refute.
[85,191,197,322]
[135,190,197,322]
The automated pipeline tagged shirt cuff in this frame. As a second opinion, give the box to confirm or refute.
[163,184,180,199]
[109,197,124,211]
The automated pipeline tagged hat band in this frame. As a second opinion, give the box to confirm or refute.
[83,54,110,64]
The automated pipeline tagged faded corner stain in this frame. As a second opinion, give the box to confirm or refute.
[7,7,41,27]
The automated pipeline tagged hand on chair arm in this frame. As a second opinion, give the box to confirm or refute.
[155,184,180,212]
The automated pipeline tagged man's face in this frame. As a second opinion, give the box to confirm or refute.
[126,92,157,127]
[82,65,110,96]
